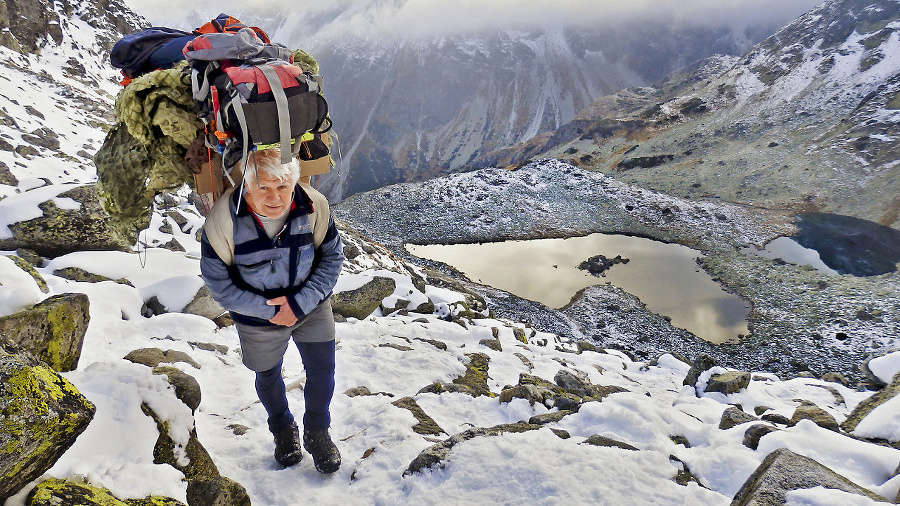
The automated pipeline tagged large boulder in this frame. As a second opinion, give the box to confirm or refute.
[181,285,226,320]
[0,293,89,372]
[730,448,890,505]
[0,184,131,257]
[332,276,396,319]
[0,348,95,503]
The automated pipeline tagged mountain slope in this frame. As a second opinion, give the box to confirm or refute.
[483,0,900,229]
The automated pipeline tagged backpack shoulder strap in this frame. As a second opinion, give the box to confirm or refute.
[299,182,331,248]
[203,186,237,265]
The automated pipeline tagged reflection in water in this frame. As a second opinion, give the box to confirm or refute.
[406,234,750,344]
[742,236,838,275]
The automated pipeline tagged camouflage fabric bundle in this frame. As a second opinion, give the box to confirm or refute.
[94,62,202,243]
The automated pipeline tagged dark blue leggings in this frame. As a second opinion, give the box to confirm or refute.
[255,340,335,433]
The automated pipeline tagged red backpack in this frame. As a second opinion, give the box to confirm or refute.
[183,27,330,178]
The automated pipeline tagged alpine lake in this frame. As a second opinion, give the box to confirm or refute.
[406,233,839,345]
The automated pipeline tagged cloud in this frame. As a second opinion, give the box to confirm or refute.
[123,0,825,41]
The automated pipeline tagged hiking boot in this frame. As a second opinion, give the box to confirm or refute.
[273,423,303,467]
[303,428,341,473]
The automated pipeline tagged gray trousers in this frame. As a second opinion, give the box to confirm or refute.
[235,298,335,372]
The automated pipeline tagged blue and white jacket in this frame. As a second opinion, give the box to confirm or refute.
[199,183,344,326]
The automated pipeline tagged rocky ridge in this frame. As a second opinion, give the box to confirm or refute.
[477,0,900,231]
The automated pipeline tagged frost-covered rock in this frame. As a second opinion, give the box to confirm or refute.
[0,348,95,503]
[0,293,89,372]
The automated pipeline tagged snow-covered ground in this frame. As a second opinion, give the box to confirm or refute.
[1,184,899,504]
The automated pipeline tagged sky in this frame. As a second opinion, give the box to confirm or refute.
[122,0,827,40]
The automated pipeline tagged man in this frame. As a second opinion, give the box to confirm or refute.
[200,148,344,473]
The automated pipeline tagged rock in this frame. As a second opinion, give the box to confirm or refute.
[331,276,396,319]
[451,352,493,397]
[391,397,446,436]
[413,337,447,350]
[528,410,574,425]
[742,424,779,450]
[21,128,59,150]
[669,455,704,487]
[153,366,202,413]
[14,249,43,268]
[705,371,751,394]
[719,406,758,430]
[124,348,201,369]
[513,327,528,344]
[789,403,840,431]
[187,341,228,355]
[0,293,89,372]
[140,404,250,506]
[761,413,792,425]
[26,477,187,505]
[182,285,226,320]
[422,268,487,312]
[731,448,890,505]
[582,434,639,451]
[404,422,541,476]
[0,184,131,257]
[0,160,17,186]
[578,253,630,276]
[554,369,628,400]
[841,371,900,435]
[499,384,545,405]
[344,386,373,397]
[820,372,850,387]
[9,255,48,293]
[0,349,95,503]
[479,329,502,351]
[51,266,132,286]
[683,354,718,388]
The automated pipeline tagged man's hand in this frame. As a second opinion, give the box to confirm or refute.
[267,296,298,326]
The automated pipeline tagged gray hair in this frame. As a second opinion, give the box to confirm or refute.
[243,149,301,187]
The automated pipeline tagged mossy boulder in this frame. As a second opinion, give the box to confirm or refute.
[451,352,493,397]
[26,477,186,505]
[790,402,840,432]
[719,406,758,430]
[331,276,396,320]
[0,293,90,372]
[0,185,131,258]
[0,349,95,503]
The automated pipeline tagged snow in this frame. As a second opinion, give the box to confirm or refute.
[868,351,900,385]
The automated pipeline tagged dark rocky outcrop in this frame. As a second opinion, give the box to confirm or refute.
[683,354,718,389]
[0,293,89,372]
[26,477,187,506]
[0,348,95,503]
[730,448,890,505]
[331,276,396,320]
[0,185,131,257]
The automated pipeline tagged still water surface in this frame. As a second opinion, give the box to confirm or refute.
[406,234,750,344]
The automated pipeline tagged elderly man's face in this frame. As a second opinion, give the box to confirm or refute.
[244,171,293,219]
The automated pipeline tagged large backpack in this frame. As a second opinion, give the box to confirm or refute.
[183,28,331,180]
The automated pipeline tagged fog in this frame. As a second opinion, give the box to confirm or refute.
[124,0,825,40]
